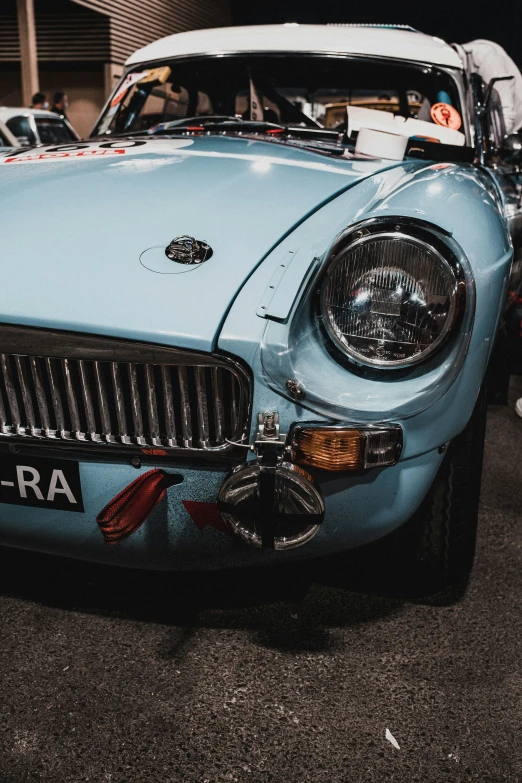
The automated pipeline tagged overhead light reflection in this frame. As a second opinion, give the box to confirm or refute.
[252,160,272,173]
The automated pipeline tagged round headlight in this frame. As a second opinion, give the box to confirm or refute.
[320,232,460,368]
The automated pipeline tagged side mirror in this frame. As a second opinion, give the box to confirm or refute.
[500,131,522,163]
[16,135,32,147]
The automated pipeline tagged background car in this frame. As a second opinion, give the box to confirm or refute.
[0,119,18,150]
[0,24,519,603]
[0,107,79,147]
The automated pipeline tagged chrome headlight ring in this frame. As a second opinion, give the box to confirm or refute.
[319,219,469,370]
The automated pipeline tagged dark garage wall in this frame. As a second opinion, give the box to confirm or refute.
[74,0,231,65]
[0,6,110,62]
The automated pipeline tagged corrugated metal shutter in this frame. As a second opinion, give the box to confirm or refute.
[0,9,110,63]
[73,0,231,65]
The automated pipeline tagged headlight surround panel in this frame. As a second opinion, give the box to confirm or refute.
[259,216,476,423]
[319,220,466,370]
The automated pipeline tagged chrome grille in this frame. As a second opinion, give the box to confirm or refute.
[0,325,250,458]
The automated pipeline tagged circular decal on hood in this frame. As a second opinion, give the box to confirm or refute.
[430,103,462,130]
[139,246,203,275]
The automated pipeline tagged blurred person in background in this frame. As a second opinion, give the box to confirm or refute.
[30,92,48,110]
[50,91,69,120]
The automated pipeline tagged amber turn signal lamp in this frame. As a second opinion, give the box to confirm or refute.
[290,425,402,472]
[291,428,363,471]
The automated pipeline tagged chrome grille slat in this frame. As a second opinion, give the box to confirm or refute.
[0,326,250,457]
[161,365,176,446]
[29,357,51,434]
[110,362,128,443]
[78,359,97,439]
[45,358,65,436]
[93,361,112,441]
[212,367,225,444]
[1,354,22,433]
[61,359,81,437]
[14,355,35,432]
[177,365,192,448]
[127,363,145,445]
[144,365,160,445]
[194,366,210,448]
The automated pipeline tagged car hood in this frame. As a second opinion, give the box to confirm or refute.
[0,136,405,352]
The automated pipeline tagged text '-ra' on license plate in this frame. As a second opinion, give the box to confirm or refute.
[0,453,84,512]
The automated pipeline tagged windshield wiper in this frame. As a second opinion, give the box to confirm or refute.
[148,116,346,144]
[148,116,286,135]
[147,116,352,156]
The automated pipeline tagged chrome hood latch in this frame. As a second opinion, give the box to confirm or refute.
[165,235,213,264]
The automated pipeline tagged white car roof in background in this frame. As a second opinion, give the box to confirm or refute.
[126,24,463,70]
[0,108,64,122]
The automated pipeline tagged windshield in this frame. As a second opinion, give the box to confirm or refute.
[6,115,76,146]
[0,127,12,148]
[94,54,466,146]
[35,118,76,145]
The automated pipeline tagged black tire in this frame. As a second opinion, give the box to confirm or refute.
[395,382,488,603]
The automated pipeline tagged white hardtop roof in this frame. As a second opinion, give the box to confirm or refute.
[0,107,64,122]
[126,24,463,69]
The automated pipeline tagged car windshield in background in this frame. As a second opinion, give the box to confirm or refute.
[0,128,12,148]
[35,119,76,144]
[95,54,465,146]
[6,115,76,146]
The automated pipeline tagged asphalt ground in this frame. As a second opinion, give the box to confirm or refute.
[1,377,522,783]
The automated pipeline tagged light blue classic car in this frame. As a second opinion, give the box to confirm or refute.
[0,24,519,600]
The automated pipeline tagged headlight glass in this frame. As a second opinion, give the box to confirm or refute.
[320,232,460,368]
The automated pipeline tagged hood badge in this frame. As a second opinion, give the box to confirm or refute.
[165,235,213,265]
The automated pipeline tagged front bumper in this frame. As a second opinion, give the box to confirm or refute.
[0,446,444,570]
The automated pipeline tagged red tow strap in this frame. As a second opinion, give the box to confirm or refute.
[96,469,179,544]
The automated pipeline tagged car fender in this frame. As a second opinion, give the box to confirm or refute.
[219,161,511,459]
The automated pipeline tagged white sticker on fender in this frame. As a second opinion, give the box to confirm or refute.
[0,138,193,164]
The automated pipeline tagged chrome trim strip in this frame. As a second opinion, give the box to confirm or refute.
[212,366,224,444]
[0,362,8,434]
[230,371,239,436]
[128,51,464,73]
